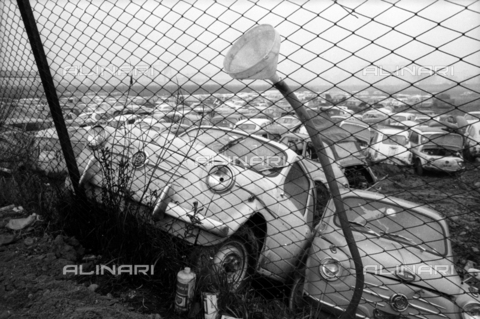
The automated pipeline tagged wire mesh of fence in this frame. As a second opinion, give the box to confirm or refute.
[1,0,480,318]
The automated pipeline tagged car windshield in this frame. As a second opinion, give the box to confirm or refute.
[382,133,408,146]
[465,114,480,121]
[336,197,446,255]
[35,138,61,155]
[392,115,407,122]
[161,116,179,124]
[340,123,370,144]
[237,123,257,131]
[277,117,301,126]
[134,121,157,131]
[425,133,463,149]
[183,128,287,175]
[332,141,363,160]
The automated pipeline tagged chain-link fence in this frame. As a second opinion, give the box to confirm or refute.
[1,0,480,318]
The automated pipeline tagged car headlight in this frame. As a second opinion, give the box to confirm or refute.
[390,294,409,312]
[319,258,342,281]
[87,126,107,150]
[206,165,235,193]
[463,303,480,319]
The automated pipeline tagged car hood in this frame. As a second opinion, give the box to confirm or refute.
[85,133,225,202]
[331,233,461,294]
[337,156,365,168]
[424,134,464,151]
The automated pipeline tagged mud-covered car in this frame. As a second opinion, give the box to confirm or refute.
[290,189,480,318]
[410,129,465,175]
[279,131,377,189]
[77,125,349,289]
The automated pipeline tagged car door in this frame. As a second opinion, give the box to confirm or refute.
[260,160,314,278]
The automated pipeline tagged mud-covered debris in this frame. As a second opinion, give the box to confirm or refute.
[60,244,78,262]
[67,237,80,247]
[88,284,99,292]
[24,237,34,246]
[53,235,64,246]
[6,213,37,230]
[45,252,57,262]
[0,234,17,246]
[0,204,15,214]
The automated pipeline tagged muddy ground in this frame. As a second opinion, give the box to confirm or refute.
[0,161,479,319]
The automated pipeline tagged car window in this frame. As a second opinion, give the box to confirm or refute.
[237,123,257,131]
[392,115,407,122]
[381,134,408,146]
[336,197,446,256]
[181,118,193,126]
[409,132,419,144]
[332,141,363,160]
[340,123,370,145]
[223,137,287,175]
[283,161,311,216]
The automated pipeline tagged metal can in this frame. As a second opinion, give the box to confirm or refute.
[202,292,219,319]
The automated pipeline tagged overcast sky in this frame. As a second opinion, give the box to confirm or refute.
[1,0,479,91]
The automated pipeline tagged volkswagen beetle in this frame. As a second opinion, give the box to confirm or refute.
[289,189,480,318]
[76,125,349,290]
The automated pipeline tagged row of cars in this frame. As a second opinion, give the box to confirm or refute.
[63,108,480,318]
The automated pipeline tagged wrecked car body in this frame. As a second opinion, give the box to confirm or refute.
[76,125,348,288]
[279,131,377,189]
[290,189,480,319]
[410,131,465,175]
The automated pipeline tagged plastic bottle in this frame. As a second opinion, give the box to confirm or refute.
[175,267,196,313]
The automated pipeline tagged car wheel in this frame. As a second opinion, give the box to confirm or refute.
[413,158,424,176]
[212,238,250,292]
[193,230,257,293]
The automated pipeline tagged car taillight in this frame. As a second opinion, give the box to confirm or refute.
[87,126,107,150]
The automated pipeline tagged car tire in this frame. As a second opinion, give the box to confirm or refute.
[212,238,250,292]
[193,229,257,293]
[413,158,424,176]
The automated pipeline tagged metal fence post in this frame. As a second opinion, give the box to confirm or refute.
[16,0,82,196]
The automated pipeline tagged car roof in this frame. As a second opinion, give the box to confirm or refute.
[377,127,408,134]
[181,125,292,153]
[411,126,447,133]
[235,118,270,125]
[393,112,416,116]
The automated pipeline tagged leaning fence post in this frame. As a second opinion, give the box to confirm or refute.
[16,0,82,196]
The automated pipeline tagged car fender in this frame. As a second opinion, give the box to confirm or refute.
[156,197,268,246]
